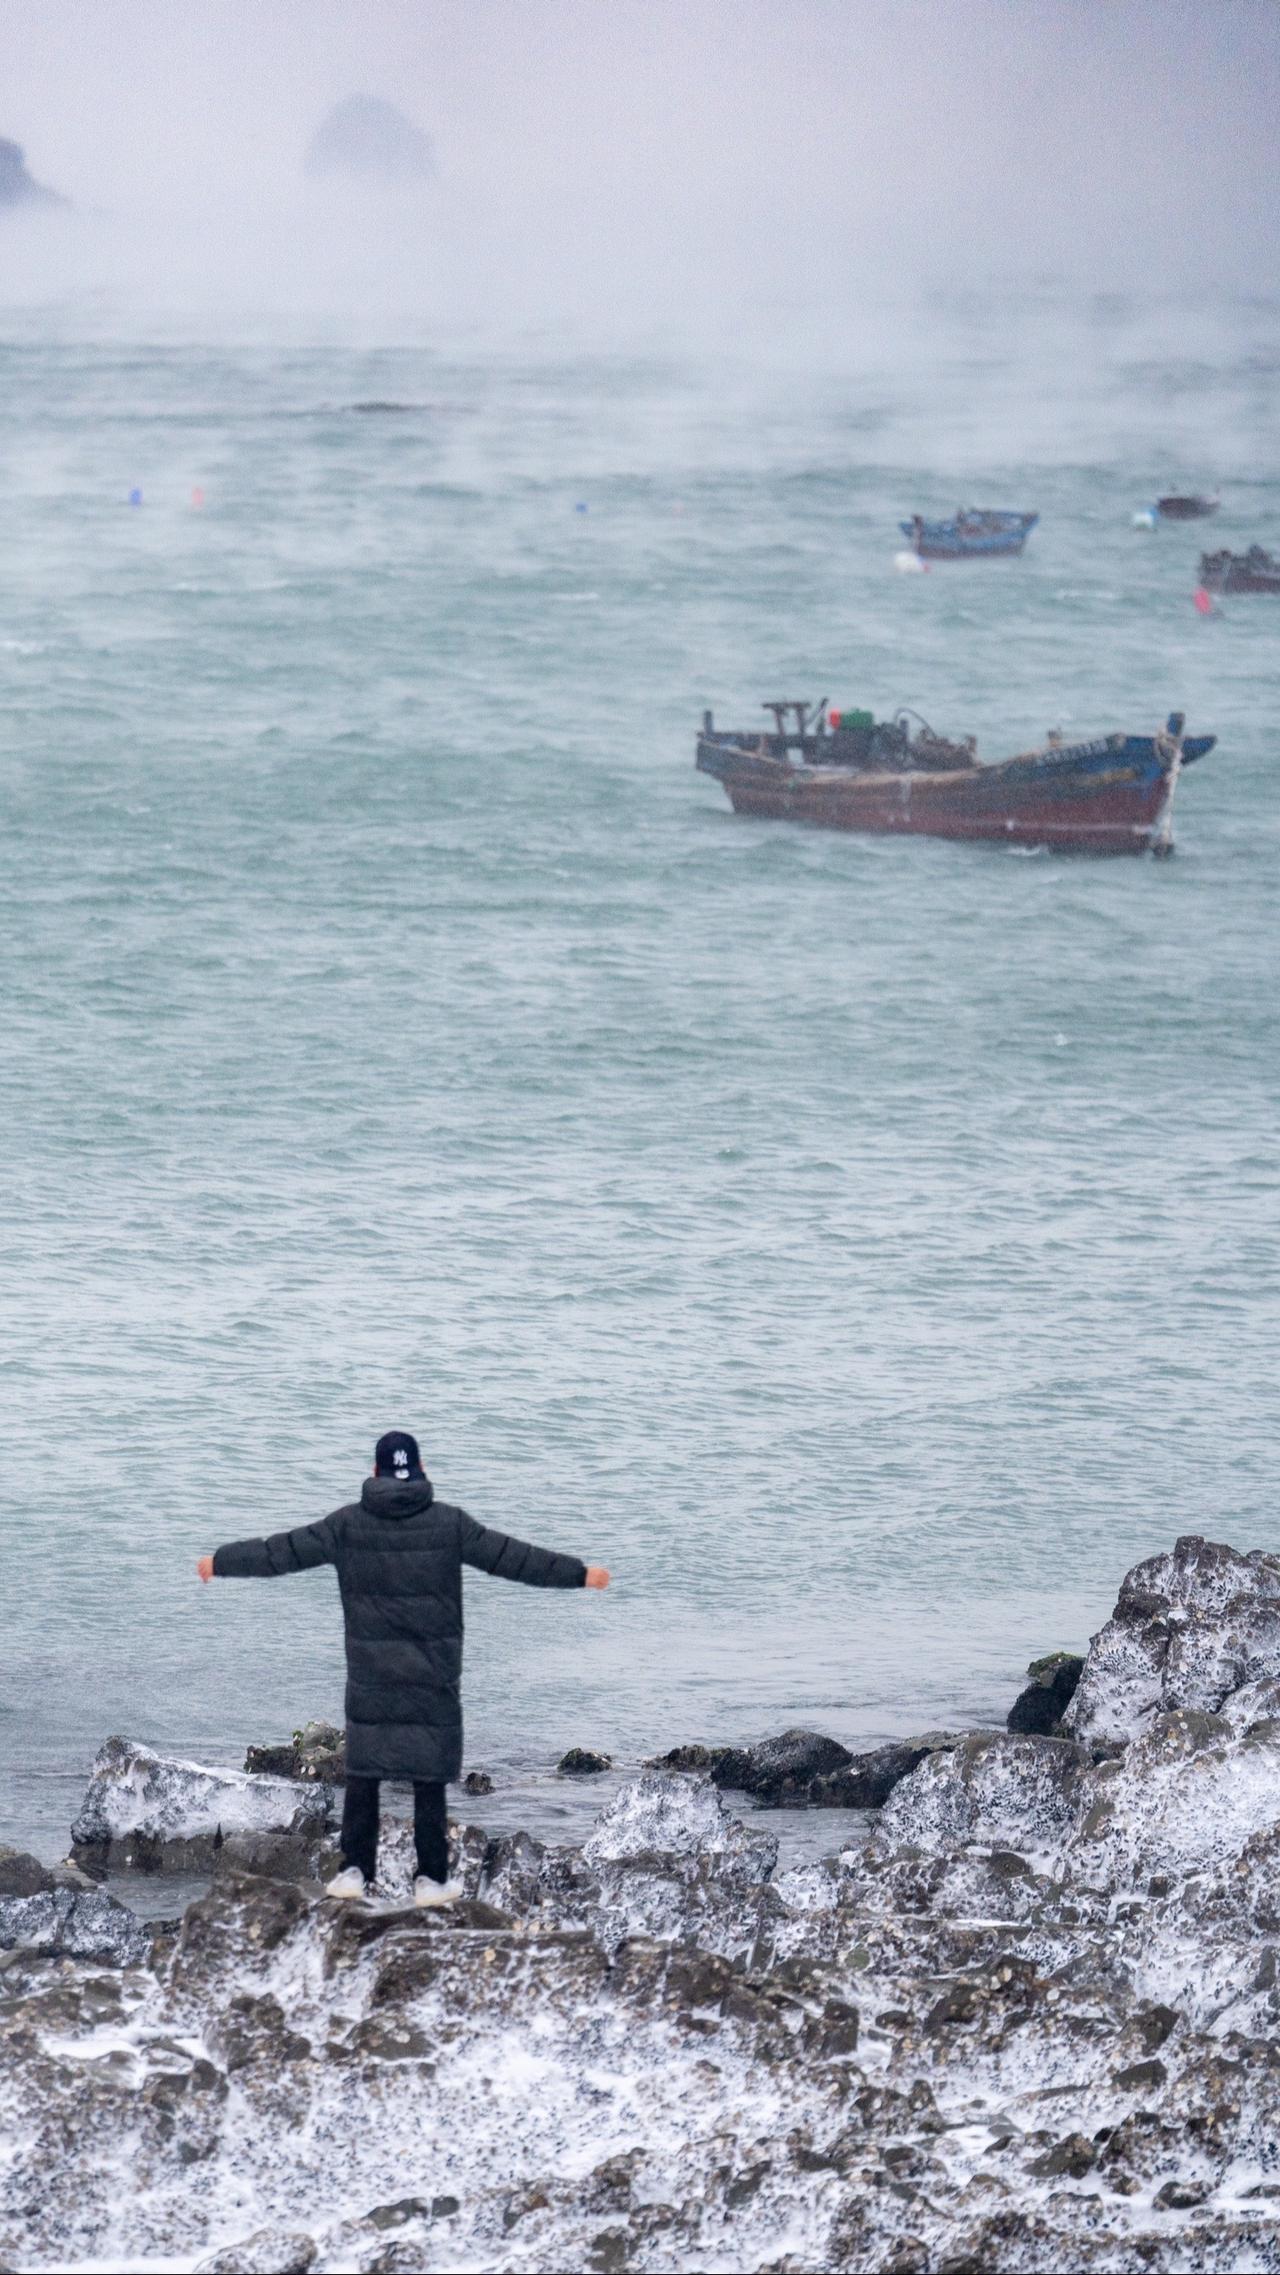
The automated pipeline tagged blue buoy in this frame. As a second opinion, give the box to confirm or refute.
[574,501,588,514]
[129,487,143,507]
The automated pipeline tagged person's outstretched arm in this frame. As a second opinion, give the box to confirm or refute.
[196,1512,340,1584]
[457,1509,608,1590]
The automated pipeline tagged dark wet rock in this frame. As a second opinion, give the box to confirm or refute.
[558,1748,613,1775]
[723,1728,854,1799]
[1029,2131,1096,2178]
[810,1738,960,1809]
[213,1991,312,2072]
[1152,2177,1211,2210]
[649,1727,853,1802]
[1007,1652,1085,1735]
[650,1727,963,1810]
[244,1721,345,1783]
[0,1846,79,1898]
[0,139,64,210]
[305,96,433,183]
[366,2196,434,2229]
[462,1767,494,1794]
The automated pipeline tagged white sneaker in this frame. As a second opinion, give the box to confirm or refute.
[324,1865,367,1901]
[413,1876,461,1909]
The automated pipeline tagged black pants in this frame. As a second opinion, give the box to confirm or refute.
[339,1774,449,1886]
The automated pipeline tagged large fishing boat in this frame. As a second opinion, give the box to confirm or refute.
[900,508,1038,559]
[695,701,1214,856]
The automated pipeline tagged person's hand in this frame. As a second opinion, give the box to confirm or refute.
[197,1556,215,1584]
[584,1566,610,1590]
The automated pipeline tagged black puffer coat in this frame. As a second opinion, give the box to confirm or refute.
[213,1475,587,1781]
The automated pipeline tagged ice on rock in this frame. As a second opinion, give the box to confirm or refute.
[195,2230,316,2274]
[71,1735,331,1849]
[584,1770,777,1879]
[0,1887,153,1966]
[1064,1535,1280,1745]
[28,1538,1280,2272]
[1071,1705,1280,1885]
[870,1733,1088,1865]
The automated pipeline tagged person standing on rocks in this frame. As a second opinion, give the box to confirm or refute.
[197,1429,609,1908]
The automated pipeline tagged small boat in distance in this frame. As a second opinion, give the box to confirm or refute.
[900,509,1038,559]
[696,702,1214,856]
[1155,492,1219,521]
[1200,545,1280,595]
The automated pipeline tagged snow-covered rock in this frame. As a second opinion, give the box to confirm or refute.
[0,1886,153,1966]
[1071,1700,1280,1886]
[583,1769,773,1870]
[1063,1534,1280,1744]
[869,1732,1089,1866]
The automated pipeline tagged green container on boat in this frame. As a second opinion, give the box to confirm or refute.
[839,708,874,731]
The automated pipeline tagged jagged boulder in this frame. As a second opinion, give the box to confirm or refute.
[0,1845,94,1898]
[305,96,433,183]
[648,1727,957,1810]
[809,1735,963,1808]
[577,1773,779,1945]
[0,1886,153,1966]
[71,1735,334,1875]
[558,1748,612,1775]
[650,1728,853,1802]
[584,1771,776,1878]
[1007,1651,1084,1734]
[1063,1536,1280,1745]
[244,1722,345,1783]
[870,1732,1090,1864]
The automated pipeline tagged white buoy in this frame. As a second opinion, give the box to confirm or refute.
[893,549,928,574]
[1131,508,1158,529]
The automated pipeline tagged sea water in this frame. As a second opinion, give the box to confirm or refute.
[2,289,1278,1861]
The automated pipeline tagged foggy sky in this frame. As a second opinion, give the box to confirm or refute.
[3,0,1277,332]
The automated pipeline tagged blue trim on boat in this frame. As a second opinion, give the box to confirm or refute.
[901,510,1039,558]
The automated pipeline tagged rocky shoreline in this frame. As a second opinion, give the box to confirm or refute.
[4,1536,1280,2270]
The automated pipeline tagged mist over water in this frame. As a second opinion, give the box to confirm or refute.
[2,5,1279,1861]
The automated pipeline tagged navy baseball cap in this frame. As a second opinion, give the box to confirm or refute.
[374,1429,423,1480]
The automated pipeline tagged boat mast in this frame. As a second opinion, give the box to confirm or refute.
[1151,711,1185,857]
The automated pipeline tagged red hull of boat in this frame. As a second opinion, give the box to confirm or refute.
[722,772,1165,854]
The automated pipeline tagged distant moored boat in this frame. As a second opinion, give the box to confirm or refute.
[696,700,1213,857]
[1199,546,1280,595]
[1155,493,1219,521]
[900,509,1038,559]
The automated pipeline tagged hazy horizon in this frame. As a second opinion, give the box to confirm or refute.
[2,0,1277,341]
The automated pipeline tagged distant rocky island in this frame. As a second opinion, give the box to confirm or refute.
[305,95,434,183]
[0,137,64,208]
